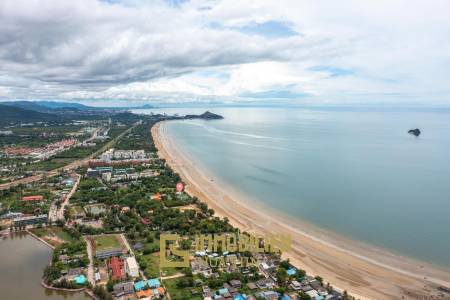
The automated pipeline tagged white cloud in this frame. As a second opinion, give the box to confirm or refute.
[0,0,450,104]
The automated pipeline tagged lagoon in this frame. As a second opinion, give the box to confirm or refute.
[0,233,91,300]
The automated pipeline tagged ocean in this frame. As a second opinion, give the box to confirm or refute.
[135,106,450,268]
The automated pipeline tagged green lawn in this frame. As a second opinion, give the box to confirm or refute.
[70,205,85,216]
[163,278,202,300]
[141,252,160,278]
[93,235,122,251]
[30,226,76,243]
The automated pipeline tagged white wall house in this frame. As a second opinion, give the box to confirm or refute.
[125,256,139,278]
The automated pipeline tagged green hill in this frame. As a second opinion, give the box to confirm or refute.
[0,104,62,125]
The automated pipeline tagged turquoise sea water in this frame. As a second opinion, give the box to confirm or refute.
[136,107,450,268]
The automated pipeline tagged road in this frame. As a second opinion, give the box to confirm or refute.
[0,125,134,191]
[48,173,81,223]
[83,236,96,286]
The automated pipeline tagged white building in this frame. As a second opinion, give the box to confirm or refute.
[125,256,139,278]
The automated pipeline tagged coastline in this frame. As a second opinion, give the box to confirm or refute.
[152,121,450,300]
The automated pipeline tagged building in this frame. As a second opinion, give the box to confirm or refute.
[21,195,44,201]
[125,256,139,278]
[13,214,48,227]
[147,278,161,288]
[95,247,123,259]
[109,257,125,280]
[113,281,134,297]
[86,168,100,178]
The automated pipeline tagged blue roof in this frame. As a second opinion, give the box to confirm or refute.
[315,296,324,300]
[234,294,246,300]
[281,295,292,300]
[148,278,161,288]
[218,288,229,294]
[286,268,296,276]
[74,275,86,285]
[134,281,146,291]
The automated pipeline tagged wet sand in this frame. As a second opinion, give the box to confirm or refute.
[152,121,450,300]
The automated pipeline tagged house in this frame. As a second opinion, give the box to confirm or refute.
[229,279,242,288]
[246,282,258,290]
[257,291,279,300]
[134,280,147,291]
[191,257,212,277]
[306,290,319,299]
[136,289,153,298]
[65,267,85,282]
[147,278,161,288]
[113,281,134,297]
[202,286,212,298]
[59,254,70,264]
[125,256,139,278]
[256,278,276,289]
[67,268,84,277]
[289,280,302,291]
[21,195,44,201]
[133,242,144,251]
[108,257,125,280]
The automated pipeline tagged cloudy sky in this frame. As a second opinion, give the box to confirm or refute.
[1,0,450,106]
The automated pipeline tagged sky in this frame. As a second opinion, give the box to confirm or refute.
[1,0,450,106]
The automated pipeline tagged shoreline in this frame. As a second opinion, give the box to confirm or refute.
[152,121,450,300]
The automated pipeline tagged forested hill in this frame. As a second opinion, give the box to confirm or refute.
[0,104,62,125]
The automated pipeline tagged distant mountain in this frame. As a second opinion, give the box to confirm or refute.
[137,104,154,109]
[0,104,63,125]
[0,100,94,111]
[0,101,50,112]
[1,100,155,111]
[37,101,93,110]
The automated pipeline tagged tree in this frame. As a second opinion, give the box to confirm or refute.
[298,292,311,300]
[275,267,287,286]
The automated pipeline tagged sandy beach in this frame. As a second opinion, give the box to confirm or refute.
[152,121,450,300]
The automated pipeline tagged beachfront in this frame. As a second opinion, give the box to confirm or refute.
[152,121,450,300]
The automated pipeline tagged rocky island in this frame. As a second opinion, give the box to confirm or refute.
[408,128,421,136]
[185,111,224,120]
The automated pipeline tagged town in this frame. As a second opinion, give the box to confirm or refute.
[0,112,348,300]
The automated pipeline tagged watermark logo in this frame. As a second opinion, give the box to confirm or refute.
[160,232,291,267]
[160,234,190,267]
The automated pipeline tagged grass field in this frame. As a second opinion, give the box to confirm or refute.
[70,205,86,216]
[93,235,122,251]
[30,226,76,245]
[163,277,202,300]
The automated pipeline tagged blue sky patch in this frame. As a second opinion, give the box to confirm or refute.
[237,21,299,38]
[240,89,308,99]
[309,66,354,77]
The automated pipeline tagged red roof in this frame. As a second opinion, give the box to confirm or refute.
[21,195,44,201]
[109,257,125,280]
